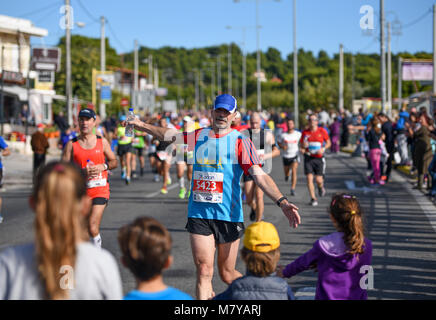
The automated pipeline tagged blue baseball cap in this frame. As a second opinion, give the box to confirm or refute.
[214,94,237,113]
[78,108,96,120]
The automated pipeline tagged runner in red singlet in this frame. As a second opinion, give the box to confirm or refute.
[62,108,118,248]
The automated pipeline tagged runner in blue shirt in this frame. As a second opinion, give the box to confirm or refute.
[125,94,301,300]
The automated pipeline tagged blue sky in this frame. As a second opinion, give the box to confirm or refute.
[3,0,435,58]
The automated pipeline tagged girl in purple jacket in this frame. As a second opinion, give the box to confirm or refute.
[278,193,372,300]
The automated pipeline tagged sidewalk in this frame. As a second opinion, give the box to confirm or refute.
[1,149,62,191]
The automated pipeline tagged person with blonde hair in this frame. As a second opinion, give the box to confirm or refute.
[0,161,122,300]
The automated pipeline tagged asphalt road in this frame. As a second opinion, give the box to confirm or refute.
[1,152,436,300]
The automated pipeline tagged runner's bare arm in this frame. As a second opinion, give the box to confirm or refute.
[102,138,118,170]
[263,131,280,161]
[249,165,301,228]
[62,141,73,162]
[1,147,10,157]
[125,117,181,142]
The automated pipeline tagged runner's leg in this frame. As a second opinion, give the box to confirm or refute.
[88,204,106,248]
[217,238,243,285]
[190,233,216,300]
[291,161,298,191]
[307,173,316,201]
[254,185,264,221]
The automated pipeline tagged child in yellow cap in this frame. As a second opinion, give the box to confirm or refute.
[213,221,295,300]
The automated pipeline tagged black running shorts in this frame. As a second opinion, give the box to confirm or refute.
[304,155,326,176]
[185,218,245,244]
[92,197,109,206]
[282,155,300,166]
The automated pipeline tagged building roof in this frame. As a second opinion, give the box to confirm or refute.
[0,14,48,37]
[107,66,147,78]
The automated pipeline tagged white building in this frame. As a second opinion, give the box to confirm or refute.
[0,14,51,129]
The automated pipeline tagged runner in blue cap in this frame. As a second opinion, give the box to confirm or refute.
[125,94,301,300]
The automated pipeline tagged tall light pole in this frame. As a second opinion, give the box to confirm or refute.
[226,25,249,110]
[387,21,392,117]
[228,43,232,95]
[339,44,344,112]
[65,0,72,126]
[293,0,298,128]
[255,0,261,111]
[100,16,106,119]
[380,0,386,113]
[433,4,436,95]
[234,0,281,111]
[133,39,138,109]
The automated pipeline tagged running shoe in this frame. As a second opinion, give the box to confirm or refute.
[132,173,138,179]
[381,175,387,181]
[0,215,3,224]
[249,208,256,221]
[153,174,160,182]
[310,199,318,206]
[125,177,131,185]
[167,176,172,185]
[187,189,191,198]
[378,180,385,186]
[161,187,168,194]
[179,187,186,199]
[290,189,296,196]
[121,171,126,180]
[318,187,326,197]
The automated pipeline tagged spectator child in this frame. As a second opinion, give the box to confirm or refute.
[278,193,372,300]
[119,217,193,300]
[213,221,295,300]
[0,161,122,299]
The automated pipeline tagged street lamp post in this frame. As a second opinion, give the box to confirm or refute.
[226,25,249,110]
[234,0,280,111]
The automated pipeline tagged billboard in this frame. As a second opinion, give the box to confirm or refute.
[402,61,433,81]
[31,47,61,72]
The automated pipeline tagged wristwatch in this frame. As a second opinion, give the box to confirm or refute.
[276,196,288,207]
[103,163,108,171]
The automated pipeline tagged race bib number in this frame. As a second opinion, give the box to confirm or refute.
[193,171,223,203]
[87,173,107,188]
[157,151,168,161]
[308,141,322,154]
[132,137,140,147]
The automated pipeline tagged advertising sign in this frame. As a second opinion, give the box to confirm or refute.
[402,61,433,81]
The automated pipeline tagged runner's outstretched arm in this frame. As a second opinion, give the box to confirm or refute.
[125,118,180,142]
[249,165,301,228]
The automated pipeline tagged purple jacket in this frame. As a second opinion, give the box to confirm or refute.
[282,232,372,300]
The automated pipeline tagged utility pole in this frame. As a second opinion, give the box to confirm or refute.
[351,55,355,105]
[194,70,199,111]
[65,0,72,126]
[398,56,402,110]
[133,39,138,109]
[148,54,153,86]
[100,16,106,119]
[293,0,298,128]
[433,4,436,95]
[256,0,262,111]
[242,28,247,110]
[217,55,222,95]
[339,44,344,112]
[380,0,386,113]
[387,21,392,117]
[228,43,232,95]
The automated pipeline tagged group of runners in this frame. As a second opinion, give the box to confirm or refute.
[8,92,336,299]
